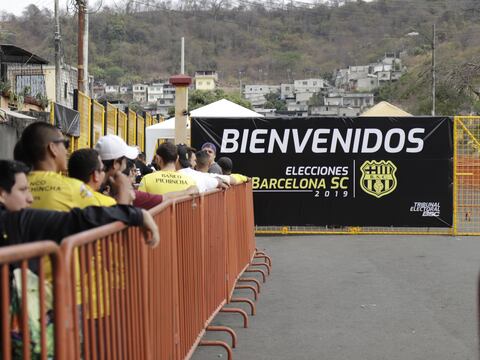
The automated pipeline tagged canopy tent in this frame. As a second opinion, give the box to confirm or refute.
[145,99,263,161]
[359,101,412,117]
[189,98,264,118]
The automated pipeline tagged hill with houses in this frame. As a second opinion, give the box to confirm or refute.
[1,0,480,115]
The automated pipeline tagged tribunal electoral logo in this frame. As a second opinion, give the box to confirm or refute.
[360,160,398,198]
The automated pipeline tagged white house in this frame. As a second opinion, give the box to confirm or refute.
[147,83,164,103]
[132,83,147,103]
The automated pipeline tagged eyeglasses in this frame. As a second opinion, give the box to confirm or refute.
[52,138,71,149]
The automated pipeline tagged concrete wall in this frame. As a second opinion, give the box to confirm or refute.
[0,113,49,160]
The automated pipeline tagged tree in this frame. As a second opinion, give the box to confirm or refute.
[264,91,286,111]
[188,89,252,110]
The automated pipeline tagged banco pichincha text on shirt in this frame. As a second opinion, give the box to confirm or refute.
[191,117,453,227]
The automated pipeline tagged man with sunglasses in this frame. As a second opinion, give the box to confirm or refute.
[14,122,108,211]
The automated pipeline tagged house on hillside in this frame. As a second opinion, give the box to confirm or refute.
[194,70,218,91]
[243,84,281,108]
[147,83,164,103]
[0,44,84,110]
[280,83,294,100]
[105,85,119,94]
[310,92,374,116]
[132,83,147,103]
[155,82,175,116]
[334,53,404,92]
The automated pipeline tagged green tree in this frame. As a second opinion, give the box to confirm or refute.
[264,91,286,110]
[188,89,252,110]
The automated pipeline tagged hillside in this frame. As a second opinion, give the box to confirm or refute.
[1,0,480,114]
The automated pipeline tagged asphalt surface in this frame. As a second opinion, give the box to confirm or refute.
[192,235,480,360]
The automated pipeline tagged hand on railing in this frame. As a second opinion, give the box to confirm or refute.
[141,209,160,247]
[217,180,229,190]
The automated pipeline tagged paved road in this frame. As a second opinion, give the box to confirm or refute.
[192,235,480,360]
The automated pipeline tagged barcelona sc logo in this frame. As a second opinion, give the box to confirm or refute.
[360,160,398,198]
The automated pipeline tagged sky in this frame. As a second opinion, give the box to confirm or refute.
[1,0,375,16]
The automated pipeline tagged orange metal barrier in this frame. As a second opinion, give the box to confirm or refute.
[61,221,151,360]
[0,241,66,360]
[0,183,265,360]
[147,201,179,360]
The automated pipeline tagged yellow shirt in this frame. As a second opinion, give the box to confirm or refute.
[27,172,114,318]
[89,186,117,206]
[139,170,196,195]
[28,171,98,211]
[231,173,249,183]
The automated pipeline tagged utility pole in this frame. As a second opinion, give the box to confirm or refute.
[238,70,243,96]
[54,0,62,103]
[77,0,88,94]
[84,7,89,95]
[431,23,436,116]
[181,37,185,74]
[406,24,436,116]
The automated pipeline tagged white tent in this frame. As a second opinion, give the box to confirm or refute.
[189,98,264,118]
[145,99,263,161]
[359,101,412,117]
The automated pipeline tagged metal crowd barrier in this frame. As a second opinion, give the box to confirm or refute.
[0,241,67,360]
[6,182,262,360]
[0,183,268,360]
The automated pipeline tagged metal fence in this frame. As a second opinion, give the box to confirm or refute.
[50,91,162,152]
[454,116,480,235]
[1,183,266,360]
[0,241,67,360]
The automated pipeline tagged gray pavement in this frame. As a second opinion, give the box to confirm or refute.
[192,235,480,360]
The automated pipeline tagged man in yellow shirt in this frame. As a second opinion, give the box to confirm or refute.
[217,156,249,183]
[16,122,98,211]
[68,148,117,206]
[139,142,197,195]
[15,122,134,318]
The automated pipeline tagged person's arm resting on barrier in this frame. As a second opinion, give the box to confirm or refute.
[2,205,159,247]
[162,185,199,200]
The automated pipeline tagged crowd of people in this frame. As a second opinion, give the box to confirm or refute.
[1,121,248,248]
[0,121,249,357]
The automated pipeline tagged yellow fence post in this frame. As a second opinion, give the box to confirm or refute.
[106,103,118,136]
[91,99,105,146]
[118,110,128,141]
[127,109,137,146]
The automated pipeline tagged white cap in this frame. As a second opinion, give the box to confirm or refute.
[94,135,139,161]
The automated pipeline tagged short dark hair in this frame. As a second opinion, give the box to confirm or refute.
[68,149,101,183]
[13,140,26,164]
[217,157,233,175]
[102,157,126,172]
[156,142,177,164]
[123,159,136,176]
[19,122,62,166]
[0,160,30,193]
[138,152,146,161]
[195,150,210,168]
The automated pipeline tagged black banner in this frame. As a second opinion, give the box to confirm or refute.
[192,117,453,227]
[54,102,80,136]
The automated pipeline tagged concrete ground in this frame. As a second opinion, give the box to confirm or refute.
[192,235,480,360]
